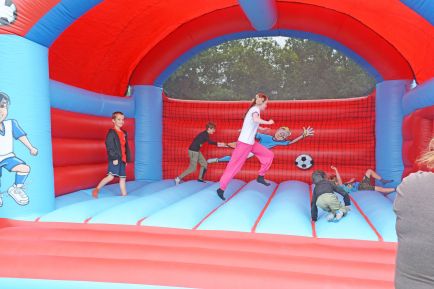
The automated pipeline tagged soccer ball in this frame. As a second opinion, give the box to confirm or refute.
[295,154,314,170]
[0,0,17,26]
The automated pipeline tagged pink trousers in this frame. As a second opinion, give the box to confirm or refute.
[219,141,274,190]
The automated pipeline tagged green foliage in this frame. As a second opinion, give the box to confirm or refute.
[163,37,376,101]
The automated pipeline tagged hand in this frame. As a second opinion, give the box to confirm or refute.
[113,160,119,165]
[330,165,337,171]
[303,126,315,137]
[30,147,38,156]
[268,119,274,125]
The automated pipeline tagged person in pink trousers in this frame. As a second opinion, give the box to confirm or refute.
[217,93,275,200]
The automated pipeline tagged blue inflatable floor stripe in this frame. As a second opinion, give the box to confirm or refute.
[90,180,210,225]
[197,180,277,232]
[142,180,245,229]
[350,190,397,242]
[255,181,312,237]
[0,278,191,289]
[55,180,151,208]
[39,196,139,223]
[314,186,379,241]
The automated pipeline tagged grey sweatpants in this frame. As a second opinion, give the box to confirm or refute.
[178,150,207,180]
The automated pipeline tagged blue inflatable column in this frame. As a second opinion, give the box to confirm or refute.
[0,35,54,218]
[238,0,277,31]
[132,85,163,181]
[376,80,411,186]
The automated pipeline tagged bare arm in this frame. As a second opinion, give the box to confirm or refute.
[18,136,38,156]
[252,113,274,125]
[331,165,343,186]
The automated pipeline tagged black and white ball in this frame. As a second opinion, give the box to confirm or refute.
[0,0,17,26]
[295,154,314,170]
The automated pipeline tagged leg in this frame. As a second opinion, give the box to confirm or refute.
[251,142,274,176]
[178,151,199,180]
[9,164,31,206]
[326,194,349,221]
[198,152,208,181]
[218,142,252,191]
[93,174,115,198]
[119,177,127,196]
[11,164,30,187]
[365,169,393,184]
[316,194,335,221]
[365,169,381,180]
[375,186,395,195]
[96,174,115,189]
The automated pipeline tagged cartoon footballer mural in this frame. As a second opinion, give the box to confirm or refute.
[207,126,315,164]
[0,92,38,206]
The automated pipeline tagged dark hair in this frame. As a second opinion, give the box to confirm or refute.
[206,122,216,130]
[312,170,326,184]
[0,92,10,105]
[112,111,124,119]
[244,92,269,118]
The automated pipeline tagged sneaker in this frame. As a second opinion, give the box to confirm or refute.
[217,188,226,200]
[326,213,335,222]
[174,177,181,185]
[335,210,344,221]
[257,175,271,186]
[207,158,219,164]
[92,188,99,199]
[8,185,29,206]
[197,179,207,183]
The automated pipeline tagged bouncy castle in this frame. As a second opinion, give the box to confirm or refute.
[0,0,434,288]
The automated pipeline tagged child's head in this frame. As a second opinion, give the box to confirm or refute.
[312,170,326,184]
[417,137,434,170]
[206,122,216,134]
[0,91,10,122]
[274,126,291,140]
[255,92,269,111]
[112,111,125,129]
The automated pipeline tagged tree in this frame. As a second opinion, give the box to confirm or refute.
[163,37,376,101]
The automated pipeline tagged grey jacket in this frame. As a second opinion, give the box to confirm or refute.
[394,171,434,289]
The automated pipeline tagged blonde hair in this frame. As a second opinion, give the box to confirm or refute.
[417,138,434,169]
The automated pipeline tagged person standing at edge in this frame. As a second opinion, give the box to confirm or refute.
[394,137,434,289]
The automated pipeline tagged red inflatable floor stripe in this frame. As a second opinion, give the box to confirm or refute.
[192,184,247,230]
[349,196,384,242]
[309,185,317,238]
[251,184,280,233]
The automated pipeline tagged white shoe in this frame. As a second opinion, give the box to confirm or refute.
[326,213,335,222]
[174,177,181,185]
[8,185,29,206]
[207,158,219,164]
[335,210,344,221]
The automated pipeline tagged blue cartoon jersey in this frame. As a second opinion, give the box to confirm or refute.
[255,133,290,149]
[0,119,27,161]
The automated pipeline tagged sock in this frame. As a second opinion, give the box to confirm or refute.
[15,172,28,187]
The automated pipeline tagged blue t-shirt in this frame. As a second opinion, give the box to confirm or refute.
[255,133,290,149]
[339,182,360,194]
